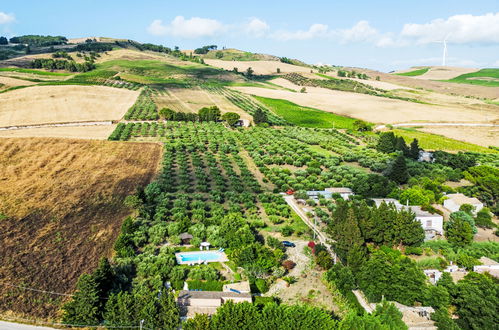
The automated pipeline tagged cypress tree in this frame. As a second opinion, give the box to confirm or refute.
[376,132,397,153]
[387,154,408,184]
[409,139,420,160]
[62,274,101,325]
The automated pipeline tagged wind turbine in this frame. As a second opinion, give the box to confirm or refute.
[433,34,450,66]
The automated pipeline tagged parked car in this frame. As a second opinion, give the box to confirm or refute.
[282,241,296,247]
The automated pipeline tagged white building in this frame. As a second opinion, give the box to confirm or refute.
[418,151,434,163]
[307,187,354,200]
[372,199,444,237]
[443,193,483,215]
[325,187,354,200]
[474,257,499,278]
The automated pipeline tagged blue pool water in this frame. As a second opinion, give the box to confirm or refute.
[180,252,222,262]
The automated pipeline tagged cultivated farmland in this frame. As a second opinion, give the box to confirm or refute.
[205,59,312,75]
[0,85,139,127]
[0,138,162,319]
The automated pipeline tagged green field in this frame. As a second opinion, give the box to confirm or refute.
[445,68,499,87]
[253,96,357,129]
[394,68,430,77]
[393,128,496,153]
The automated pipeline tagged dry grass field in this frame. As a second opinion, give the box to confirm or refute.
[0,124,117,139]
[205,59,311,75]
[419,126,499,148]
[416,66,479,80]
[0,76,36,91]
[0,85,139,127]
[234,80,497,124]
[0,138,162,318]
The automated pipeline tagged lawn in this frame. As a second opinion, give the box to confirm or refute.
[392,128,496,153]
[253,96,357,129]
[394,68,430,77]
[444,68,499,87]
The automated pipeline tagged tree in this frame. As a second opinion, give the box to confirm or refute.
[376,132,397,153]
[104,291,135,327]
[353,120,372,132]
[454,272,499,330]
[62,274,101,325]
[373,301,407,330]
[159,108,175,120]
[475,208,494,228]
[215,51,224,58]
[445,211,475,248]
[386,154,408,184]
[253,108,268,124]
[157,290,180,330]
[221,112,240,126]
[198,106,221,122]
[0,36,7,45]
[358,247,426,305]
[409,139,420,160]
[245,67,254,77]
[395,137,409,156]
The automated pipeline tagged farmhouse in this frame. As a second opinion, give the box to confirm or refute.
[179,232,193,245]
[443,193,483,214]
[473,257,499,278]
[372,199,443,237]
[424,264,467,284]
[307,187,354,200]
[178,284,252,318]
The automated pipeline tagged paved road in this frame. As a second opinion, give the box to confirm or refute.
[0,321,55,330]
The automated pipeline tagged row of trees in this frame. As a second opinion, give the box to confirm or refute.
[30,58,95,72]
[9,35,68,46]
[376,132,420,159]
[159,106,242,126]
[194,45,217,54]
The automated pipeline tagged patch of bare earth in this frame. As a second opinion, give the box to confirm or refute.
[419,126,499,148]
[0,125,117,139]
[0,138,162,319]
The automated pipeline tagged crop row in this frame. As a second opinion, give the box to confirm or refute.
[102,79,142,90]
[123,88,159,120]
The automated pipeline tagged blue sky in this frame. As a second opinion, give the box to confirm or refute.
[1,0,498,71]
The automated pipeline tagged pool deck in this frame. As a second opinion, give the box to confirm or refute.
[175,250,229,265]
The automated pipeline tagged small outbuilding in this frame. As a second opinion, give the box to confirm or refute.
[443,193,483,215]
[473,257,499,278]
[179,232,193,245]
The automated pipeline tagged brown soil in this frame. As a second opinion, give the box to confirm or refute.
[0,138,162,319]
[0,125,117,139]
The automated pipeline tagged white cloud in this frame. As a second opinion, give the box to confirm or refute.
[244,18,269,37]
[0,12,15,24]
[271,23,329,41]
[401,12,499,44]
[336,20,378,43]
[492,60,499,67]
[147,16,224,38]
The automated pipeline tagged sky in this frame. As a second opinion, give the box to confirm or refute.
[1,0,499,71]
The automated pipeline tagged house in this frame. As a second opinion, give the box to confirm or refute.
[423,264,466,284]
[307,187,354,200]
[178,282,252,318]
[235,119,251,127]
[418,151,434,163]
[443,193,483,215]
[372,199,444,237]
[325,187,354,200]
[179,232,193,245]
[473,257,499,278]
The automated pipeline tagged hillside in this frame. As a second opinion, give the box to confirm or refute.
[0,138,161,319]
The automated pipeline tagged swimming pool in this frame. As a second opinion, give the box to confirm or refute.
[175,250,228,265]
